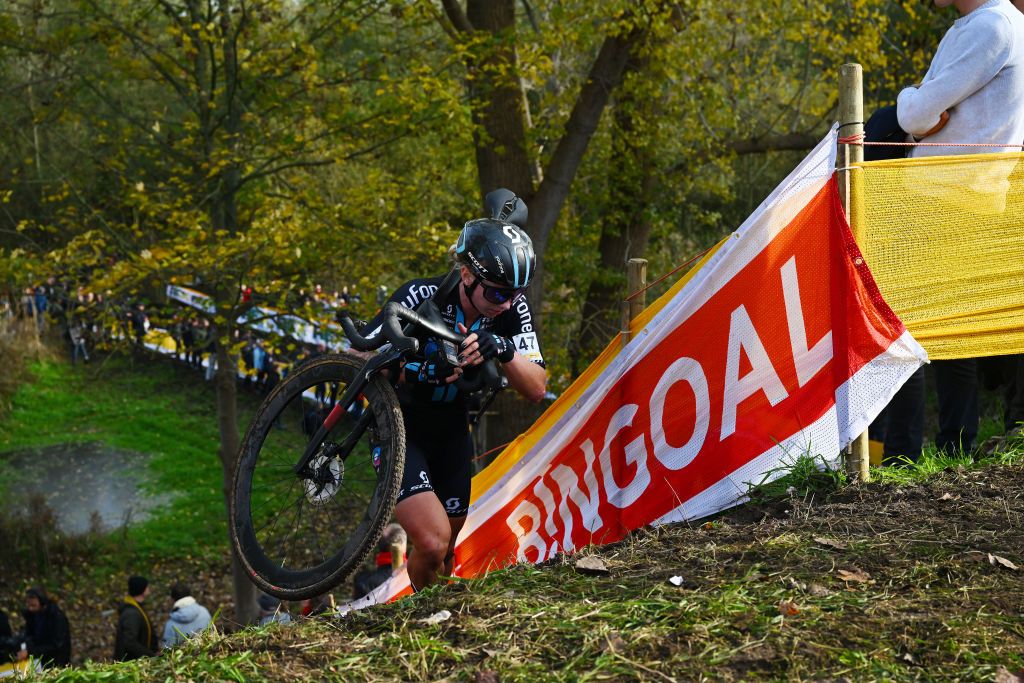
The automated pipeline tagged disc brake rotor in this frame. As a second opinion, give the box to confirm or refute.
[303,447,343,505]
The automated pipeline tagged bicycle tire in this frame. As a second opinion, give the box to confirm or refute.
[229,353,405,600]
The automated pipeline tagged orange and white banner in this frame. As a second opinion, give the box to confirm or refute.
[452,127,925,577]
[355,128,926,604]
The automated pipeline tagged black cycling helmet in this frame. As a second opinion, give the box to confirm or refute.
[455,218,536,289]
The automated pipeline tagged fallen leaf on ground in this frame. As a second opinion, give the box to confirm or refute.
[778,599,800,616]
[807,583,831,597]
[419,609,452,625]
[475,671,500,683]
[989,554,1019,571]
[814,537,848,550]
[995,666,1024,683]
[938,492,959,501]
[836,568,871,583]
[601,633,627,653]
[575,556,609,575]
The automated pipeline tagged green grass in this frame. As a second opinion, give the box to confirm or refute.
[0,354,251,560]
[4,351,1024,680]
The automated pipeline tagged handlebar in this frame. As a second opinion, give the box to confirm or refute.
[337,303,504,393]
[338,301,465,353]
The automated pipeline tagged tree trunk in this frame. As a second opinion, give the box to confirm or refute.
[569,59,658,376]
[464,0,535,200]
[213,335,259,625]
[525,29,640,328]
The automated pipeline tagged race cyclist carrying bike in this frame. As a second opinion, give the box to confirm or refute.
[370,208,547,591]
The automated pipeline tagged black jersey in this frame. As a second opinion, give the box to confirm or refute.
[377,275,545,408]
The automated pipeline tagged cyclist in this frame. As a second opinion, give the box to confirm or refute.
[376,216,547,591]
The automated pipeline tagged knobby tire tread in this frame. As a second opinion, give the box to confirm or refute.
[229,353,405,600]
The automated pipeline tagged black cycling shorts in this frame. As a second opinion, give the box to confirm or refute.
[396,407,473,517]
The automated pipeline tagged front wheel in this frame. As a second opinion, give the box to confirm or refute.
[229,353,405,600]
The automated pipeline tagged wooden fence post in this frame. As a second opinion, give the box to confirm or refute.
[620,258,648,347]
[838,62,870,483]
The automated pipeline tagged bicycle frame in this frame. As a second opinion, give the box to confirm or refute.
[290,269,502,478]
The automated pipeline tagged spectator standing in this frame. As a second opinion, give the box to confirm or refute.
[183,317,197,366]
[69,319,90,365]
[33,284,48,327]
[1007,0,1024,439]
[251,338,268,390]
[161,583,212,649]
[0,608,12,661]
[201,320,217,381]
[18,587,71,669]
[256,594,292,627]
[113,576,156,661]
[889,0,1024,457]
[130,304,149,346]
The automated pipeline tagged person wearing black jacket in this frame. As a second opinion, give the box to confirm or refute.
[0,608,15,660]
[113,576,156,661]
[18,587,71,668]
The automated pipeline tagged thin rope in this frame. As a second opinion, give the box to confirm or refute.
[472,440,512,462]
[839,132,1024,148]
[624,245,715,303]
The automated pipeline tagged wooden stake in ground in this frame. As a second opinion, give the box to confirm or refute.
[620,258,648,347]
[837,62,870,484]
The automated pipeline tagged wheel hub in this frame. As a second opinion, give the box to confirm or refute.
[303,446,343,505]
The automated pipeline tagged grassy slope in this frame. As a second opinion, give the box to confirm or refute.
[4,354,1023,681]
[39,452,1024,683]
[0,355,247,557]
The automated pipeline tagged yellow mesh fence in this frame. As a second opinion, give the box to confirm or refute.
[851,151,1024,360]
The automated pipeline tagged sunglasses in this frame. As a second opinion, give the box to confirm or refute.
[475,277,525,305]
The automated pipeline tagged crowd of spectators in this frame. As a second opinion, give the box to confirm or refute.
[0,278,368,394]
[0,552,408,672]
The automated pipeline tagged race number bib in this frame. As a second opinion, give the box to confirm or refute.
[512,332,543,363]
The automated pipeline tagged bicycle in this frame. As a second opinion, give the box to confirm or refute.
[228,272,503,600]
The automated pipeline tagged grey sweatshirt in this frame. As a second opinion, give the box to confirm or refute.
[897,0,1024,157]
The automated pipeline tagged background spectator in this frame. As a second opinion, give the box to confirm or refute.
[69,319,90,365]
[161,582,212,649]
[256,594,291,627]
[113,576,156,661]
[0,608,14,661]
[18,587,71,669]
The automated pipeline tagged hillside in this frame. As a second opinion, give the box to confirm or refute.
[38,456,1024,682]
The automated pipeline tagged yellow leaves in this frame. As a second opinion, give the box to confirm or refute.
[135,182,145,193]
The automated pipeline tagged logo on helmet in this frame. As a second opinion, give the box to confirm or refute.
[502,225,523,243]
[466,251,487,275]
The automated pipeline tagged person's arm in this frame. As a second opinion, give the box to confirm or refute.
[897,14,1014,135]
[457,324,547,403]
[499,352,547,403]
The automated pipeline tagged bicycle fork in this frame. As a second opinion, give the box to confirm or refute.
[292,350,401,477]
